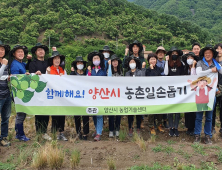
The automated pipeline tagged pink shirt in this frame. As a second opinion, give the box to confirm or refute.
[195,86,211,104]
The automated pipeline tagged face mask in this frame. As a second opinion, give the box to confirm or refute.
[77,64,84,70]
[129,63,136,69]
[187,59,194,65]
[93,60,100,66]
[172,55,178,61]
[103,52,110,59]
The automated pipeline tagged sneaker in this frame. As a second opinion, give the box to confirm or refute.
[57,133,68,141]
[194,135,201,143]
[157,124,165,133]
[163,121,169,128]
[136,129,140,136]
[150,127,156,136]
[0,137,11,147]
[78,132,83,140]
[82,135,87,140]
[94,134,101,141]
[169,128,174,137]
[92,131,96,138]
[140,120,145,129]
[204,135,212,144]
[109,131,114,138]
[174,129,179,137]
[186,130,191,135]
[42,133,52,141]
[212,127,216,135]
[128,128,133,137]
[189,130,194,136]
[115,131,119,137]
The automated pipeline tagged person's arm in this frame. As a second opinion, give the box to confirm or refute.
[108,61,112,77]
[196,67,212,76]
[164,61,169,75]
[191,68,197,75]
[10,65,20,74]
[0,64,6,77]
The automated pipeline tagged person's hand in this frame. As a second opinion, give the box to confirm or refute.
[27,54,32,60]
[150,64,154,69]
[187,80,192,84]
[192,60,197,67]
[47,67,51,73]
[87,66,91,73]
[59,73,64,76]
[125,47,129,56]
[165,55,169,61]
[52,47,57,51]
[108,60,111,65]
[216,90,221,95]
[35,71,42,75]
[2,58,8,65]
[25,72,30,75]
[211,67,217,73]
[7,74,12,81]
[71,67,74,71]
[142,62,146,68]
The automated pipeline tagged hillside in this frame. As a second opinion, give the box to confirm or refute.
[132,0,222,41]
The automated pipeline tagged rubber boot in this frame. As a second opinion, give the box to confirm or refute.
[16,124,30,141]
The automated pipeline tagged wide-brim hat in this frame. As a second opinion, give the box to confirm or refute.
[110,54,122,65]
[87,51,104,62]
[129,40,143,54]
[99,45,114,54]
[0,41,10,57]
[10,45,28,58]
[192,76,211,85]
[156,46,166,54]
[199,44,218,59]
[31,43,49,54]
[48,51,65,66]
[166,46,183,56]
[182,52,198,64]
[124,55,141,69]
[71,56,87,70]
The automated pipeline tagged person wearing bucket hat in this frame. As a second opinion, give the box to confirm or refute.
[193,44,222,144]
[0,41,11,146]
[123,40,145,70]
[87,51,106,141]
[99,45,114,71]
[188,76,218,144]
[70,56,89,140]
[125,56,146,137]
[107,54,123,138]
[46,47,68,141]
[192,42,201,58]
[29,43,51,141]
[145,53,165,136]
[212,43,222,135]
[182,52,198,136]
[10,44,32,142]
[164,46,184,137]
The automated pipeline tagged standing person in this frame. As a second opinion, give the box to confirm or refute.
[192,42,201,58]
[70,56,89,140]
[107,54,123,137]
[10,45,32,141]
[46,47,68,141]
[182,52,198,136]
[145,53,164,135]
[164,47,184,137]
[99,45,114,71]
[212,43,222,135]
[0,41,11,146]
[87,51,107,141]
[29,43,51,141]
[125,56,146,136]
[193,44,222,144]
[155,46,169,128]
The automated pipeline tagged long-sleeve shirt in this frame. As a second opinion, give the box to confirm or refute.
[0,63,10,98]
[196,60,222,77]
[156,60,165,75]
[10,59,31,74]
[164,61,184,76]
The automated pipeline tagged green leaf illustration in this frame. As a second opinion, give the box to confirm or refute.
[22,90,34,103]
[11,77,19,88]
[31,75,40,82]
[11,86,17,97]
[35,81,47,93]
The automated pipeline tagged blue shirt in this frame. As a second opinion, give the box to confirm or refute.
[156,59,165,76]
[10,59,27,74]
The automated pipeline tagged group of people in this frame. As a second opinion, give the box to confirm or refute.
[0,40,222,147]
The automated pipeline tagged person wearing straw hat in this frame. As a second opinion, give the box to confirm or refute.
[164,46,184,137]
[70,56,89,140]
[10,45,32,141]
[191,44,222,144]
[107,54,123,138]
[0,41,11,146]
[46,47,68,141]
[29,43,52,141]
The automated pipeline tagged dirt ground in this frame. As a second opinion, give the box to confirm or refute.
[1,114,222,170]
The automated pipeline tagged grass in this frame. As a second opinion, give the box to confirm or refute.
[217,150,222,163]
[107,157,116,170]
[191,143,207,156]
[152,145,174,155]
[0,162,16,170]
[167,140,176,145]
[16,148,33,168]
[152,145,163,153]
[133,132,147,152]
[128,162,172,170]
[119,128,127,142]
[70,149,80,169]
[200,161,217,170]
[32,145,48,169]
